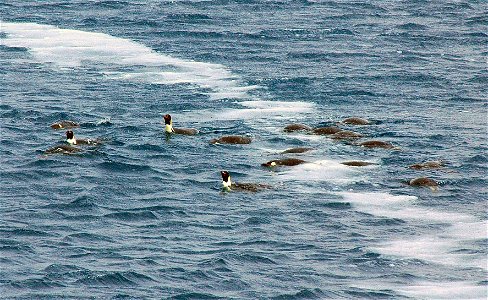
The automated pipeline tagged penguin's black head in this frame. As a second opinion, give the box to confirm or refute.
[163,114,172,125]
[66,130,74,139]
[221,171,230,182]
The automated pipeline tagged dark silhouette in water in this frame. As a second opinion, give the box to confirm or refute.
[408,177,439,191]
[210,136,252,144]
[409,161,444,170]
[262,158,307,167]
[341,161,376,167]
[342,117,371,125]
[312,126,342,135]
[359,140,396,149]
[284,124,312,132]
[44,144,82,155]
[221,171,271,192]
[163,114,198,135]
[281,147,313,154]
[331,130,363,140]
[50,120,79,129]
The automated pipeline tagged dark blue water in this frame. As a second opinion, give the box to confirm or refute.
[1,1,487,299]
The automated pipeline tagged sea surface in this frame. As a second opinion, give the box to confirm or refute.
[0,1,487,299]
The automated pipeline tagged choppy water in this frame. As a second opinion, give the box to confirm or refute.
[1,1,487,299]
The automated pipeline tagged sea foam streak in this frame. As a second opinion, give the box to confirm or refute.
[397,281,488,300]
[337,191,487,299]
[336,192,474,222]
[0,22,252,99]
[372,220,487,270]
[278,159,365,185]
[173,100,315,123]
[336,192,485,267]
[220,100,315,120]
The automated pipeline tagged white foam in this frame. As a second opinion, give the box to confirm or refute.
[336,191,474,223]
[0,22,253,99]
[374,220,487,270]
[338,191,417,206]
[175,100,315,122]
[256,147,287,154]
[96,117,111,125]
[398,281,488,300]
[447,220,487,240]
[336,192,487,271]
[278,159,362,185]
[373,237,464,266]
[239,100,313,110]
[336,191,418,220]
[353,280,487,300]
[219,100,315,120]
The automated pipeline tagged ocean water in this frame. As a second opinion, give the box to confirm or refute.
[0,0,487,299]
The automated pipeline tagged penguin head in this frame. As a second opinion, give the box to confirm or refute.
[163,114,172,125]
[66,130,76,145]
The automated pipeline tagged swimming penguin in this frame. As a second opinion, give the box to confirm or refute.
[262,158,307,167]
[281,147,313,154]
[340,161,376,167]
[341,117,371,125]
[284,124,312,132]
[220,171,271,192]
[359,140,395,149]
[44,144,83,155]
[65,130,99,146]
[210,136,252,144]
[331,130,363,140]
[163,114,198,135]
[408,177,439,191]
[312,126,342,135]
[50,120,79,130]
[409,161,444,170]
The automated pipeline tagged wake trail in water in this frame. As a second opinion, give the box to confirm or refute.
[0,21,318,125]
[0,21,254,100]
[336,191,487,299]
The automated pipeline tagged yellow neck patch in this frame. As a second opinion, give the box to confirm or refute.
[165,124,173,133]
[222,177,232,191]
